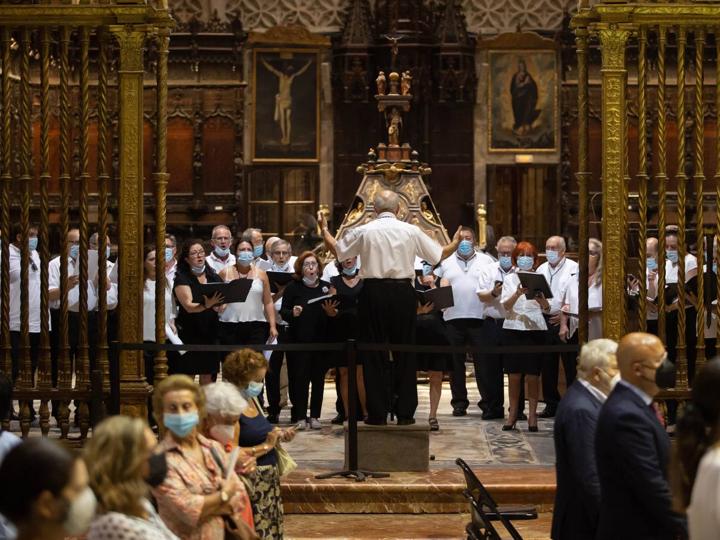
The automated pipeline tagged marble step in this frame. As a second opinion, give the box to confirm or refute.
[282,467,556,514]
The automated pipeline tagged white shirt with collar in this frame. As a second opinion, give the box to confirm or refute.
[166,260,177,286]
[441,251,494,321]
[336,212,442,280]
[500,272,548,331]
[578,378,608,403]
[617,379,653,406]
[92,260,118,311]
[270,257,297,326]
[48,255,98,312]
[665,254,697,284]
[9,244,50,333]
[537,256,579,315]
[476,261,516,320]
[206,251,236,274]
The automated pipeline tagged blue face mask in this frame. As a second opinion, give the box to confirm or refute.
[163,411,199,438]
[342,265,358,276]
[69,244,79,260]
[545,249,560,265]
[191,264,205,275]
[214,246,229,258]
[253,245,263,258]
[105,246,111,260]
[666,250,679,263]
[422,263,433,277]
[243,381,264,398]
[165,247,174,262]
[499,255,513,271]
[237,251,254,264]
[517,256,534,271]
[457,239,474,257]
[28,237,38,251]
[646,257,658,271]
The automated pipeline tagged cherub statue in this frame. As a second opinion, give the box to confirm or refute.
[401,70,412,96]
[376,71,386,95]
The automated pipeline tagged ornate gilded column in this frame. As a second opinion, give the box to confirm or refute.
[576,26,590,344]
[636,27,649,331]
[694,29,706,370]
[599,26,630,341]
[110,25,150,418]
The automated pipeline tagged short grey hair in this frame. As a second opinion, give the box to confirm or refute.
[374,190,400,214]
[547,235,567,252]
[496,236,517,248]
[270,238,291,254]
[211,225,231,238]
[577,339,617,380]
[241,228,262,243]
[203,381,248,419]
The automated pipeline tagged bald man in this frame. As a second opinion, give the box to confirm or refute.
[595,332,686,540]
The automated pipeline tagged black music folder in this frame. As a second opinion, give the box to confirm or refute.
[266,271,295,293]
[517,271,553,300]
[199,278,253,304]
[416,286,455,311]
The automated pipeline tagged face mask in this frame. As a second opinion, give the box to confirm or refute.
[214,246,229,258]
[209,424,236,446]
[272,262,290,272]
[244,381,264,398]
[546,249,560,265]
[640,358,676,390]
[237,251,254,264]
[146,452,168,488]
[499,255,513,271]
[342,265,358,276]
[69,244,79,260]
[457,240,474,257]
[28,237,38,251]
[62,487,97,536]
[163,411,199,438]
[517,256,534,271]
[646,257,657,271]
[105,246,111,260]
[666,250,679,263]
[422,263,433,277]
[190,264,205,275]
[165,247,174,262]
[253,245,263,258]
[303,276,318,287]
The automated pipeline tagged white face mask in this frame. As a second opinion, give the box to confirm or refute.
[209,424,235,446]
[62,487,97,535]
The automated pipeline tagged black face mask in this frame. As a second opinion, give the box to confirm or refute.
[654,358,677,390]
[146,452,168,488]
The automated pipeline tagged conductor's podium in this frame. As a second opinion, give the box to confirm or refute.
[345,421,431,472]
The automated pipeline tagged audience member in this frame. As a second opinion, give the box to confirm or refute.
[224,349,296,540]
[500,241,549,432]
[595,332,686,540]
[151,375,255,539]
[164,234,178,284]
[85,415,178,539]
[206,225,236,273]
[551,338,619,540]
[671,358,720,540]
[0,438,96,540]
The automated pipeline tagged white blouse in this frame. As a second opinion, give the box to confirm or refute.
[143,279,175,342]
[688,446,720,540]
[500,272,548,332]
[219,277,266,323]
[88,499,179,540]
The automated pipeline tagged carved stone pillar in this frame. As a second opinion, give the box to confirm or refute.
[599,26,629,341]
[110,25,150,417]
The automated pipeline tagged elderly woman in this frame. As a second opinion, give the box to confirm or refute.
[224,348,297,540]
[151,374,255,540]
[86,416,178,539]
[500,241,550,432]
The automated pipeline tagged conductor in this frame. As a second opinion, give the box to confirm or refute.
[320,190,461,425]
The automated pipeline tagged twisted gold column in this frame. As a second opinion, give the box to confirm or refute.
[0,29,11,411]
[694,29,706,372]
[637,27,649,331]
[657,26,668,343]
[576,27,590,344]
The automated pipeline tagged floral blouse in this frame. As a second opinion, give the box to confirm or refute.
[152,433,254,540]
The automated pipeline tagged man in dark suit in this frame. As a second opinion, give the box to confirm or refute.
[595,332,687,540]
[551,338,619,540]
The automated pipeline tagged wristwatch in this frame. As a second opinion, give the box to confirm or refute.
[220,490,229,503]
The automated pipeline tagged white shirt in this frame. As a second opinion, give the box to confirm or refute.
[206,251,236,274]
[336,213,442,280]
[48,256,97,312]
[9,244,50,333]
[166,260,177,286]
[441,252,494,321]
[665,254,697,284]
[88,499,179,540]
[93,260,118,312]
[500,272,548,331]
[578,378,607,403]
[687,446,720,540]
[142,279,175,342]
[270,262,295,327]
[476,262,515,320]
[537,257,579,315]
[219,277,266,323]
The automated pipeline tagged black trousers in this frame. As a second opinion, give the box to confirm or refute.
[542,322,578,409]
[287,350,327,422]
[445,318,485,412]
[266,325,288,416]
[479,318,507,415]
[10,331,40,383]
[217,320,269,348]
[359,279,417,423]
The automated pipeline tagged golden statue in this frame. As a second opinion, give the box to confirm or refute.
[376,71,386,95]
[260,58,312,145]
[388,108,402,146]
[401,70,412,96]
[347,200,364,223]
[421,200,438,224]
[476,203,487,249]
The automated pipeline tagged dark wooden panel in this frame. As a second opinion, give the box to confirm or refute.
[167,117,193,193]
[202,116,235,193]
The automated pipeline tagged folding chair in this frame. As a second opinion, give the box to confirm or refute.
[456,457,537,540]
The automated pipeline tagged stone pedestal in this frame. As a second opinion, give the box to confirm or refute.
[344,422,430,472]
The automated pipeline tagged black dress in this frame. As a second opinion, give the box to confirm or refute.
[329,274,363,366]
[415,277,453,372]
[172,267,223,375]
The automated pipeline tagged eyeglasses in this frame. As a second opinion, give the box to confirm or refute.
[303,261,318,268]
[273,251,290,256]
[188,250,205,257]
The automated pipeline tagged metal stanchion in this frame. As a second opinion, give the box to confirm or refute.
[315,339,389,482]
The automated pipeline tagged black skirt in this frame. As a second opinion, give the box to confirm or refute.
[415,313,453,372]
[501,329,545,375]
[328,312,363,367]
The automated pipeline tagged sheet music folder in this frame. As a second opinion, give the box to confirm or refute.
[517,271,553,300]
[416,286,455,311]
[266,271,294,293]
[199,278,253,304]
